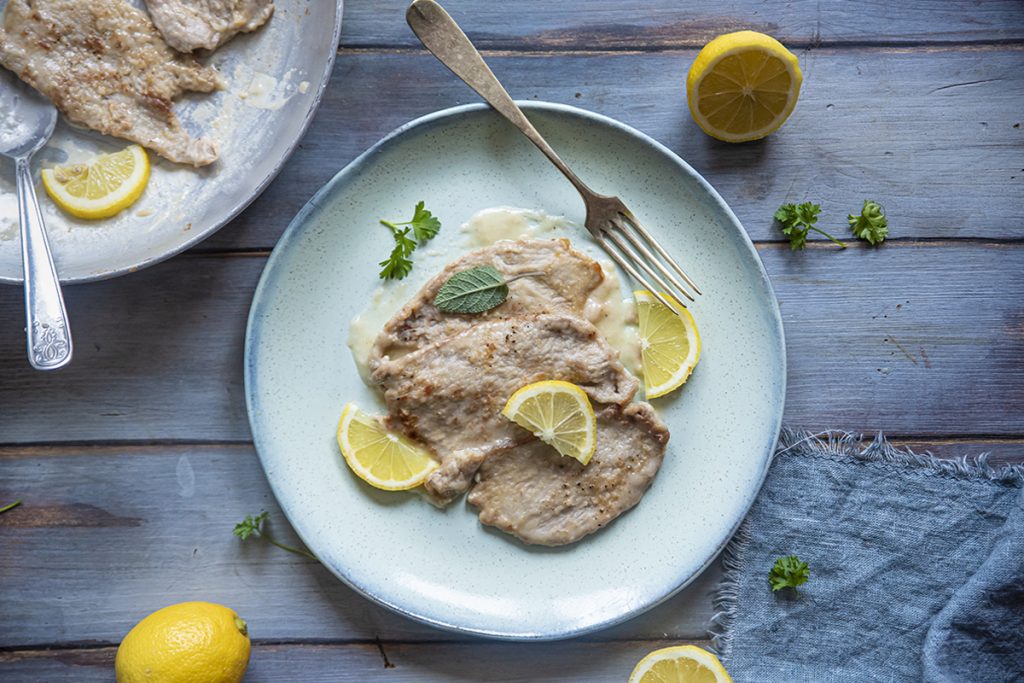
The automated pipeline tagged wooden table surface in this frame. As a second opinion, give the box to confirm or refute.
[2,1,1023,680]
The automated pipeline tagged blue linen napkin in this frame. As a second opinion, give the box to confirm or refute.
[710,430,1024,682]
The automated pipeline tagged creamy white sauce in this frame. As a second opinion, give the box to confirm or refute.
[234,66,303,111]
[586,261,642,376]
[462,206,567,246]
[347,281,412,384]
[347,206,643,384]
[241,72,277,100]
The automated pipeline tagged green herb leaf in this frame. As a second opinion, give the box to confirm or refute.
[378,226,416,280]
[378,252,413,280]
[233,510,317,560]
[848,200,889,245]
[774,202,847,250]
[406,200,441,242]
[232,510,268,541]
[434,265,509,314]
[378,202,442,280]
[769,555,810,593]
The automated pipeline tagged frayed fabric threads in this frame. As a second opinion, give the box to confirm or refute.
[708,429,1023,682]
[775,428,1023,483]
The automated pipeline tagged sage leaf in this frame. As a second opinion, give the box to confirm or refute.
[434,265,509,314]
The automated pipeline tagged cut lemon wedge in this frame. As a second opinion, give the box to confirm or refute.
[629,645,733,683]
[41,144,150,219]
[686,30,802,143]
[501,380,597,465]
[336,403,438,490]
[635,290,701,398]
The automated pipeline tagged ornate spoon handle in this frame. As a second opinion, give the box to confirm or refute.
[16,156,72,370]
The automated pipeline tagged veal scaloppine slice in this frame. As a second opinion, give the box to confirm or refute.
[0,0,222,166]
[468,402,669,546]
[369,239,604,368]
[371,314,639,505]
[146,0,275,53]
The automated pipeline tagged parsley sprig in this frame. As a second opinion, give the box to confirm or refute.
[378,201,441,280]
[233,511,317,561]
[848,200,889,245]
[0,499,21,515]
[774,202,847,250]
[769,555,810,593]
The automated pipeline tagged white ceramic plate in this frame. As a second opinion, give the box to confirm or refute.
[245,102,786,640]
[0,0,342,283]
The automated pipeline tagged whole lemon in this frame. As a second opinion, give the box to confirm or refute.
[115,601,251,683]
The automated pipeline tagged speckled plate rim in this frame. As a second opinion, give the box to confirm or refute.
[245,101,786,640]
[0,0,344,285]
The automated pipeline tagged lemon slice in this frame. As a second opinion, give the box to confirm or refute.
[686,30,802,143]
[629,645,733,683]
[336,403,438,490]
[501,380,597,465]
[635,290,701,398]
[41,144,150,219]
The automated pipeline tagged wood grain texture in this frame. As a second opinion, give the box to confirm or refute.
[0,639,709,682]
[0,436,1018,648]
[0,445,719,647]
[1,1,1022,672]
[891,439,1024,465]
[340,1,1024,49]
[200,47,1024,253]
[0,243,1020,443]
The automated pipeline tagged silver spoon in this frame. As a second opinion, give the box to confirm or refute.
[0,68,72,370]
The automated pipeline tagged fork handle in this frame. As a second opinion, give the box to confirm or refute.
[16,156,72,370]
[407,0,596,199]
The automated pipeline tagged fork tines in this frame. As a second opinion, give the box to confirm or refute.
[596,211,701,312]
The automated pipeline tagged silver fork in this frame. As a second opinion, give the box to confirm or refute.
[406,0,701,311]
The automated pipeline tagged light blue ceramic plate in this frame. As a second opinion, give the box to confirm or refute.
[245,102,786,640]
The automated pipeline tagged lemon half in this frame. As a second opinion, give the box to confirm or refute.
[336,403,439,490]
[501,380,597,465]
[635,290,701,399]
[629,645,733,683]
[42,144,150,219]
[687,30,802,143]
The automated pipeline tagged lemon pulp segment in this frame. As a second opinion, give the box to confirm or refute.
[628,645,733,683]
[687,30,802,143]
[635,290,701,398]
[42,144,150,219]
[501,380,597,465]
[336,403,438,490]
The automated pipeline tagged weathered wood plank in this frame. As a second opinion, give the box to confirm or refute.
[0,435,1018,648]
[0,445,720,647]
[200,47,1024,252]
[891,439,1024,465]
[0,242,1021,442]
[0,256,258,443]
[0,639,710,681]
[340,0,1024,49]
